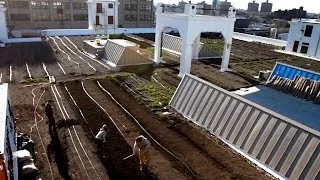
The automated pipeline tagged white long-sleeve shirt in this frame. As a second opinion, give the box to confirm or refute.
[95,128,107,142]
[133,135,151,155]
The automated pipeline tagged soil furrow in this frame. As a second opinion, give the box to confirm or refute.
[65,80,153,180]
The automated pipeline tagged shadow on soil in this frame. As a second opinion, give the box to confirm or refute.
[46,111,71,180]
[0,41,58,67]
[65,81,155,180]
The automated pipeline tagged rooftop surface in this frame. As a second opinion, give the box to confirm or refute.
[233,85,320,131]
[84,39,108,48]
[108,39,137,47]
[291,18,320,24]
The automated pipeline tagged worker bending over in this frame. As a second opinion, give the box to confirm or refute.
[133,135,151,171]
[95,124,108,154]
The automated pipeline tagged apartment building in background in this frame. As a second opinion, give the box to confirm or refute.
[118,0,154,28]
[3,0,154,30]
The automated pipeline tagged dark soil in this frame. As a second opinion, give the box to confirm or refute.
[65,80,153,180]
[98,79,271,180]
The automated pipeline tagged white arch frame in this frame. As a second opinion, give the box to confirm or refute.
[154,3,236,77]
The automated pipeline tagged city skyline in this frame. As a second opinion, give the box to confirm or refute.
[154,0,319,13]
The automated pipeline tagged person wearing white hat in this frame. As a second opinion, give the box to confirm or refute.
[133,135,151,171]
[95,124,108,154]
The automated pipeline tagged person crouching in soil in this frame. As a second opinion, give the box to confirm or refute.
[95,124,108,155]
[133,135,151,171]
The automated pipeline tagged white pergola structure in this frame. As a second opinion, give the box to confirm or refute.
[0,4,8,43]
[154,3,236,77]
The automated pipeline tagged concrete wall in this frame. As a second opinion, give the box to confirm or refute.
[170,74,320,180]
[286,21,320,58]
[233,32,287,47]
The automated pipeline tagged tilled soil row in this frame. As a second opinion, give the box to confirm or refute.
[47,38,85,79]
[10,85,63,179]
[82,80,190,180]
[65,80,153,180]
[98,79,271,180]
[61,37,111,74]
[50,84,109,179]
[53,37,97,76]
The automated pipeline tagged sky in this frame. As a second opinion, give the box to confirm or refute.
[154,0,320,13]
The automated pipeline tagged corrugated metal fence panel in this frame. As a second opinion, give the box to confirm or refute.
[269,62,320,81]
[104,40,125,65]
[162,33,221,58]
[162,33,182,53]
[170,74,320,180]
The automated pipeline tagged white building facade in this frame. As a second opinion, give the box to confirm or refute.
[285,19,320,58]
[0,84,18,180]
[87,0,119,34]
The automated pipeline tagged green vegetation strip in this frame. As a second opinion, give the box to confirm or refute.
[20,77,49,84]
[135,82,175,108]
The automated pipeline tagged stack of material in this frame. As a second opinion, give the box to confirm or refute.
[268,76,320,104]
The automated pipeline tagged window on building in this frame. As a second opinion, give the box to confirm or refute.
[300,46,309,54]
[53,2,62,8]
[96,3,103,13]
[108,3,113,8]
[304,25,313,37]
[292,41,299,52]
[139,15,151,21]
[73,14,88,21]
[73,2,87,10]
[108,16,114,24]
[57,9,63,14]
[96,16,100,25]
[31,1,49,9]
[10,14,30,21]
[10,1,29,8]
[53,14,70,20]
[141,5,151,11]
[124,14,137,21]
[33,12,50,21]
[125,4,137,10]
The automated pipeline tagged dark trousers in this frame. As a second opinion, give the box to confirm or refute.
[95,139,103,154]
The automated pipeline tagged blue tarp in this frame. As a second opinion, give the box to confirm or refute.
[269,62,320,81]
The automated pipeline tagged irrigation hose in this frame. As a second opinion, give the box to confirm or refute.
[96,80,200,180]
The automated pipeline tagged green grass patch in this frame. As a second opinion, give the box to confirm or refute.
[106,72,133,80]
[202,38,224,55]
[135,82,175,108]
[109,34,122,39]
[20,77,49,84]
[145,47,173,59]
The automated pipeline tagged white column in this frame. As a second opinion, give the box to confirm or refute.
[87,1,94,30]
[192,34,201,59]
[114,0,119,28]
[179,39,193,77]
[220,40,232,72]
[154,3,164,64]
[154,26,162,64]
[0,4,8,42]
[220,16,235,72]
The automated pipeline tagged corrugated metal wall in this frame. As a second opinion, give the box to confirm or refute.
[162,34,182,53]
[103,40,125,65]
[103,40,152,66]
[269,62,320,82]
[170,74,320,180]
[162,34,220,59]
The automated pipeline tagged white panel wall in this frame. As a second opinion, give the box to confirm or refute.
[170,74,320,180]
[286,21,320,58]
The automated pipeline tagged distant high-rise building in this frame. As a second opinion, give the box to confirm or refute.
[218,0,232,15]
[260,0,273,13]
[247,1,259,12]
[272,7,307,20]
[212,0,220,9]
